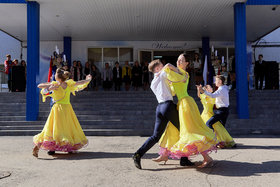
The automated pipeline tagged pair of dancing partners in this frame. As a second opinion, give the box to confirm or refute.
[133,53,235,169]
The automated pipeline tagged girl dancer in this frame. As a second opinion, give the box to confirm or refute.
[197,85,236,148]
[32,68,91,158]
[155,54,219,168]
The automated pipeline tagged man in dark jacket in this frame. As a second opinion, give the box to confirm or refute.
[254,54,266,90]
[113,61,122,91]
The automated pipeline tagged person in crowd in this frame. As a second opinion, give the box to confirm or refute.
[186,57,195,90]
[132,61,142,91]
[70,61,80,81]
[133,59,193,169]
[20,60,27,91]
[156,54,218,168]
[63,65,69,71]
[4,54,13,92]
[122,61,132,91]
[83,61,91,91]
[90,64,98,91]
[212,56,221,75]
[12,59,19,66]
[113,61,122,91]
[84,61,91,79]
[77,61,83,80]
[220,63,229,85]
[254,54,266,90]
[33,68,91,158]
[20,60,26,67]
[197,85,236,148]
[102,62,113,91]
[142,61,150,91]
[193,53,202,85]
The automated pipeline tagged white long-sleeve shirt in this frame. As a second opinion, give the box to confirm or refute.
[150,71,173,103]
[204,85,229,108]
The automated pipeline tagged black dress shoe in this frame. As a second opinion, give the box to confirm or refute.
[132,153,142,169]
[47,151,55,155]
[180,157,194,166]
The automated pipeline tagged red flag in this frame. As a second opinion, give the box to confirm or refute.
[47,56,53,82]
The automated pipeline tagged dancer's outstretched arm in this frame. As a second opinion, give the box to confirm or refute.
[75,74,92,86]
[38,82,52,89]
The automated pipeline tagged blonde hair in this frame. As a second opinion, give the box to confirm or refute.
[56,68,71,82]
[148,59,162,73]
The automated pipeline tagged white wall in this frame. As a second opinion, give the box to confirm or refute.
[0,31,21,64]
[253,28,280,62]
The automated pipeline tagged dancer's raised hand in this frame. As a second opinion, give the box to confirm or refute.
[86,74,92,81]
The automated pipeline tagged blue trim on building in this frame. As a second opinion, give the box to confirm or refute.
[26,1,40,121]
[234,3,249,119]
[246,0,280,5]
[63,37,72,67]
[0,0,26,3]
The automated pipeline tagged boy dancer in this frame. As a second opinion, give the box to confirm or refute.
[198,75,229,129]
[133,60,192,169]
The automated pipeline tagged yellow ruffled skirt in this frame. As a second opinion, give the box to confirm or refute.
[201,111,235,148]
[159,96,218,159]
[33,103,88,152]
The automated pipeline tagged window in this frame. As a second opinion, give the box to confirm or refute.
[119,48,133,65]
[88,47,133,70]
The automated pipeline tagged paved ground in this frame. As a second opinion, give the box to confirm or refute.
[0,136,279,187]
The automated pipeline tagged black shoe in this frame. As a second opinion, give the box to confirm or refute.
[180,157,194,166]
[47,151,55,155]
[132,153,142,169]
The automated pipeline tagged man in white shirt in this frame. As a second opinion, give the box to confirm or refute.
[133,59,192,169]
[198,75,229,129]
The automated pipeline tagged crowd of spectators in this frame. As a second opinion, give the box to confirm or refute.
[68,60,153,91]
[2,52,278,92]
[3,54,26,92]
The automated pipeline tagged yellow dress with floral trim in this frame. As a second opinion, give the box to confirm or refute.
[200,94,235,148]
[33,79,89,152]
[159,67,219,159]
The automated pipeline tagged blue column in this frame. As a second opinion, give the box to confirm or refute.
[64,37,72,67]
[26,1,40,121]
[234,3,249,119]
[202,37,214,85]
[202,37,210,63]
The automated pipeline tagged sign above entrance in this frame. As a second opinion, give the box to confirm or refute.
[151,42,188,50]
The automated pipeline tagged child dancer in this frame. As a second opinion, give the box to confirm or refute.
[32,68,91,157]
[197,85,236,148]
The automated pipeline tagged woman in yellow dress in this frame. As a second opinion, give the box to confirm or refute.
[155,54,219,168]
[32,68,91,158]
[197,85,236,148]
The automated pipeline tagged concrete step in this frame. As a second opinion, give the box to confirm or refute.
[0,129,153,136]
[0,120,155,126]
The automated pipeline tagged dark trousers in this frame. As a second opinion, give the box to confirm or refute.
[255,73,264,90]
[8,73,12,92]
[206,107,229,129]
[136,101,180,157]
[114,78,122,91]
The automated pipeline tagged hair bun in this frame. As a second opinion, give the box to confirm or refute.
[63,71,71,79]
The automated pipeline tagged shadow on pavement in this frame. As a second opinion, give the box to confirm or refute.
[234,144,280,150]
[43,151,158,160]
[197,160,280,177]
